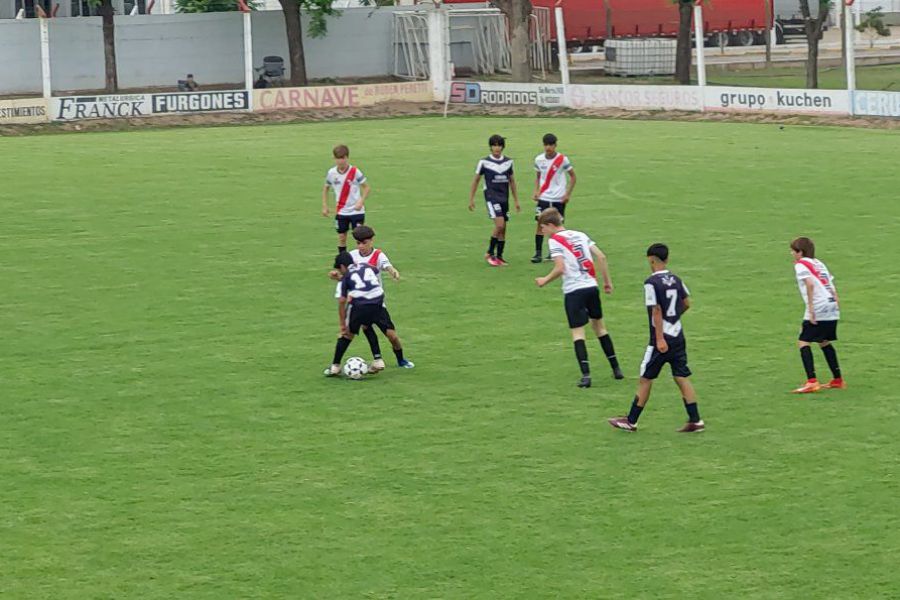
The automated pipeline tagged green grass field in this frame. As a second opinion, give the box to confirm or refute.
[2,117,900,598]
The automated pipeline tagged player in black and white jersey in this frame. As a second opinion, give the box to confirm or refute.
[532,133,576,263]
[324,253,387,376]
[790,236,843,394]
[534,208,622,387]
[468,134,520,266]
[609,244,705,433]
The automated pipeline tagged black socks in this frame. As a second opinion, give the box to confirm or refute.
[496,240,505,259]
[488,237,498,257]
[333,336,352,365]
[821,344,841,379]
[394,348,405,364]
[598,334,619,369]
[534,235,544,256]
[800,346,816,380]
[627,396,643,424]
[574,339,590,375]
[684,398,701,423]
[362,327,381,360]
[338,245,347,254]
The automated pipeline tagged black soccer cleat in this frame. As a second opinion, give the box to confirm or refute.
[612,366,624,380]
[577,375,592,388]
[531,254,543,264]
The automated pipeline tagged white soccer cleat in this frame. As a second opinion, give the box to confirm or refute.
[323,364,341,377]
[370,358,386,372]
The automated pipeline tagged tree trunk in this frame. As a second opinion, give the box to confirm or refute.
[674,0,693,85]
[279,0,308,86]
[98,0,118,93]
[510,0,532,82]
[805,33,819,88]
[496,0,532,83]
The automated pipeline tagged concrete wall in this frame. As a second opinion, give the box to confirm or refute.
[0,8,422,95]
[0,20,42,94]
[48,17,106,93]
[117,13,245,89]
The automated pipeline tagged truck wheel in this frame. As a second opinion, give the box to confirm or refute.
[732,30,755,46]
[775,24,786,45]
[713,32,730,48]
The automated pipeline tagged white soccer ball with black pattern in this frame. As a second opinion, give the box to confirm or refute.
[342,357,369,380]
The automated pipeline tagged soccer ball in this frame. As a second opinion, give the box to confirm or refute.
[342,357,369,380]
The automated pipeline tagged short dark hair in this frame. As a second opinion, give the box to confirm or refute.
[790,237,815,258]
[352,225,375,242]
[542,133,557,146]
[333,251,354,269]
[647,243,669,262]
[488,134,505,148]
[537,207,564,226]
[333,144,349,159]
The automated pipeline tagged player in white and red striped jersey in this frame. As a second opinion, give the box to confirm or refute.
[322,144,371,254]
[327,225,414,371]
[534,208,622,388]
[790,237,844,394]
[532,133,576,263]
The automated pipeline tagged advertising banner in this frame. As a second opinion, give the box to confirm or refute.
[254,81,432,111]
[853,91,900,118]
[568,85,701,112]
[704,87,849,115]
[52,94,152,121]
[151,90,249,114]
[0,98,49,124]
[448,81,566,107]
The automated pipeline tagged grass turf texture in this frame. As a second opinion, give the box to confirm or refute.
[2,117,899,598]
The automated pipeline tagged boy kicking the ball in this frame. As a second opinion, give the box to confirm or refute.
[608,243,704,433]
[468,134,520,266]
[534,208,622,387]
[789,237,844,393]
[324,253,385,377]
[322,144,371,254]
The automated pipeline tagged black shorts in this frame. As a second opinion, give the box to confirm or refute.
[486,199,509,221]
[335,214,365,234]
[535,200,565,221]
[639,343,691,380]
[346,301,382,335]
[564,287,603,329]
[799,320,838,343]
[373,306,396,333]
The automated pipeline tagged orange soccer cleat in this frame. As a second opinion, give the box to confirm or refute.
[822,378,846,390]
[792,379,821,394]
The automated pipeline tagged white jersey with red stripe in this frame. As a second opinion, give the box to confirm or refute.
[547,229,597,294]
[534,152,572,202]
[325,165,367,216]
[334,247,393,298]
[795,258,839,321]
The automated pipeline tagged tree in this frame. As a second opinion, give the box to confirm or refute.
[278,0,341,87]
[856,6,891,49]
[674,0,694,85]
[87,0,118,93]
[798,0,832,89]
[493,0,533,83]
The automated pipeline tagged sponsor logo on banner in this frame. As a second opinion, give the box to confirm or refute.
[704,87,849,114]
[853,91,900,118]
[568,85,701,111]
[0,98,48,124]
[152,91,249,114]
[53,94,151,121]
[254,81,431,111]
[449,82,564,107]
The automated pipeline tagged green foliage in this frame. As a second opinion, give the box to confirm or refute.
[2,117,900,598]
[298,0,373,38]
[175,0,258,12]
[856,7,892,43]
